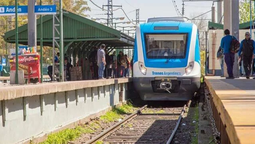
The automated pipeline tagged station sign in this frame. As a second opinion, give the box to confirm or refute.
[35,5,57,15]
[0,5,56,16]
[0,6,28,15]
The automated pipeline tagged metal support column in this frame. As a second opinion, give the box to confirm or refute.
[212,6,215,23]
[107,0,113,27]
[28,0,37,48]
[40,0,43,83]
[136,9,140,25]
[28,0,37,83]
[223,0,239,78]
[217,0,222,24]
[250,0,252,38]
[59,0,64,82]
[53,0,64,82]
[15,0,19,84]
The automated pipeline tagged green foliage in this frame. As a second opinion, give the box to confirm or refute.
[0,0,90,58]
[40,126,85,144]
[191,106,199,144]
[40,103,135,143]
[200,50,206,76]
[95,140,104,144]
[240,0,255,23]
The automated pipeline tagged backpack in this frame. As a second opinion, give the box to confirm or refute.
[242,39,254,56]
[230,36,240,53]
[217,46,223,59]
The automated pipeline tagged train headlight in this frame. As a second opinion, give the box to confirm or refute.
[185,61,194,75]
[138,61,147,75]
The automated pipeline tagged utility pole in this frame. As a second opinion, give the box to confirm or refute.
[217,0,222,24]
[28,0,37,49]
[53,0,64,82]
[136,9,140,25]
[224,0,239,78]
[40,0,43,83]
[15,0,19,84]
[212,6,215,23]
[103,0,122,28]
[182,1,185,17]
[107,0,113,27]
[250,0,252,38]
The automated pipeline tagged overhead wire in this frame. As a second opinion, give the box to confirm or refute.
[171,0,182,16]
[121,8,136,25]
[89,0,106,11]
[89,0,122,11]
[190,10,212,20]
[122,0,136,9]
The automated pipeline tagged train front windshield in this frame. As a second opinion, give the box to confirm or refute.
[145,34,187,59]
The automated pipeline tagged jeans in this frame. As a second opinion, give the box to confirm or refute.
[240,60,244,76]
[224,53,235,78]
[125,68,129,77]
[243,55,253,77]
[98,62,105,79]
[120,66,125,77]
[220,58,224,76]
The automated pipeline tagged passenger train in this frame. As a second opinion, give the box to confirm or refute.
[133,17,201,101]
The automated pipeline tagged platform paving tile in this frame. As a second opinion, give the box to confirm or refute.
[222,100,255,126]
[236,127,255,144]
[206,77,255,144]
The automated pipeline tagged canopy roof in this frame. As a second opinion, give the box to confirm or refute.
[4,10,134,51]
[208,21,255,30]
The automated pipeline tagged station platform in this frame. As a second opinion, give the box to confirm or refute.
[205,76,255,144]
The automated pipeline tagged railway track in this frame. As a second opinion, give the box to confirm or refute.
[85,101,190,144]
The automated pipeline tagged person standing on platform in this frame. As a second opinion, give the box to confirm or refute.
[238,32,255,79]
[217,46,224,77]
[97,44,106,79]
[124,54,130,77]
[112,51,117,78]
[117,51,124,77]
[64,57,72,81]
[89,47,98,79]
[220,29,238,79]
[84,57,92,80]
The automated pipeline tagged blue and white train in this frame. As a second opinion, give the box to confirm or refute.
[133,17,201,101]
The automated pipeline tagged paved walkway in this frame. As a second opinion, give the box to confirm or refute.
[205,76,255,144]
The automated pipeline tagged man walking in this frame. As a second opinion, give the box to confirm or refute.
[238,32,255,79]
[220,29,237,79]
[97,44,106,79]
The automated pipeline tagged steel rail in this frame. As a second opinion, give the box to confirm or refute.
[166,100,191,144]
[84,105,147,144]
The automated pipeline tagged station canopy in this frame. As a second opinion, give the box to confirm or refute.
[208,21,255,30]
[3,10,135,52]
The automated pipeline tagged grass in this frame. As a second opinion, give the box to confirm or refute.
[142,109,165,114]
[99,102,134,122]
[40,126,90,144]
[39,103,135,144]
[191,105,199,144]
[95,140,104,144]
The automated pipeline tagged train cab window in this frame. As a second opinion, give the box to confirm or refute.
[145,34,187,59]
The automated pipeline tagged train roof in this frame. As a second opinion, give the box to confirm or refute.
[139,21,194,30]
[147,17,189,23]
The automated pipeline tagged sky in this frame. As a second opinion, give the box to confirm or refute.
[86,0,215,23]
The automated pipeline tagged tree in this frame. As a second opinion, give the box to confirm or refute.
[190,14,208,51]
[239,0,255,23]
[190,14,208,75]
[0,0,90,57]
